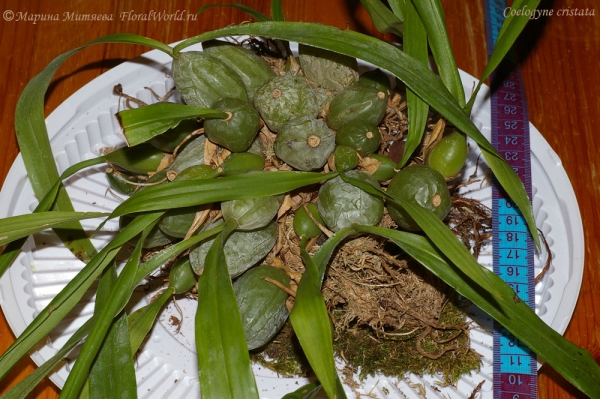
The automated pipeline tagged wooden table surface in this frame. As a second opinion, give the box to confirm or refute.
[0,0,598,397]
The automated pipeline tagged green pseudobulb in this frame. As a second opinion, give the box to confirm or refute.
[298,44,359,91]
[204,98,261,153]
[190,220,277,277]
[172,51,247,108]
[317,170,384,231]
[234,265,290,350]
[274,117,335,171]
[203,40,276,101]
[253,75,319,132]
[386,164,451,231]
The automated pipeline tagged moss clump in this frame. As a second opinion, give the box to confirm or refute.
[252,295,481,386]
[333,295,482,384]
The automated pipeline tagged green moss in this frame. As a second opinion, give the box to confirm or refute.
[333,297,481,384]
[252,295,481,385]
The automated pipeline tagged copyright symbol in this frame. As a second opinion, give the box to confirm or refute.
[3,10,14,21]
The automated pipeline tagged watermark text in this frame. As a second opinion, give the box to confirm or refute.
[3,10,199,23]
[504,5,595,20]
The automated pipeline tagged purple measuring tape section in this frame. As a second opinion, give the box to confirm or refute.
[484,0,538,398]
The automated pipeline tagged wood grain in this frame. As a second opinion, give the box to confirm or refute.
[0,1,598,397]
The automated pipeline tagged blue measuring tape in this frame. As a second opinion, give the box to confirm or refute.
[484,1,538,398]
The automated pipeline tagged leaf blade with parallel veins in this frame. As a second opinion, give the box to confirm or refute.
[117,103,227,147]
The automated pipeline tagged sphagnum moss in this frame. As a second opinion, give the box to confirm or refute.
[250,294,481,385]
[330,296,482,385]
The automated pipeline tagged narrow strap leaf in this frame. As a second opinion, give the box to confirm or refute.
[195,219,259,399]
[0,212,107,246]
[128,288,174,354]
[117,103,226,147]
[60,224,150,399]
[89,235,144,399]
[399,0,429,167]
[480,146,539,248]
[387,0,406,21]
[355,225,600,398]
[89,254,142,399]
[271,0,285,21]
[110,171,336,219]
[196,3,271,22]
[359,0,404,36]
[289,249,336,399]
[291,230,358,399]
[89,266,118,399]
[464,0,541,114]
[409,0,465,107]
[89,311,137,399]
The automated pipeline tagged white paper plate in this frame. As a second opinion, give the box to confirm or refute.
[0,41,584,398]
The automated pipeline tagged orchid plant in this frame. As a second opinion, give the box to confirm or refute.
[0,1,599,398]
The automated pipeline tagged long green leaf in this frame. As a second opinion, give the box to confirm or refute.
[0,157,106,277]
[91,235,145,399]
[15,34,170,263]
[0,212,107,246]
[409,0,465,107]
[387,0,406,21]
[60,226,149,399]
[9,37,169,388]
[91,276,140,399]
[355,225,600,398]
[171,23,537,245]
[271,0,285,21]
[128,288,174,354]
[360,0,403,36]
[0,318,94,399]
[399,0,429,167]
[110,171,336,219]
[398,199,503,295]
[0,212,162,381]
[117,103,226,147]
[464,0,541,113]
[292,230,356,399]
[86,266,116,399]
[195,219,259,398]
[289,249,336,399]
[197,3,271,22]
